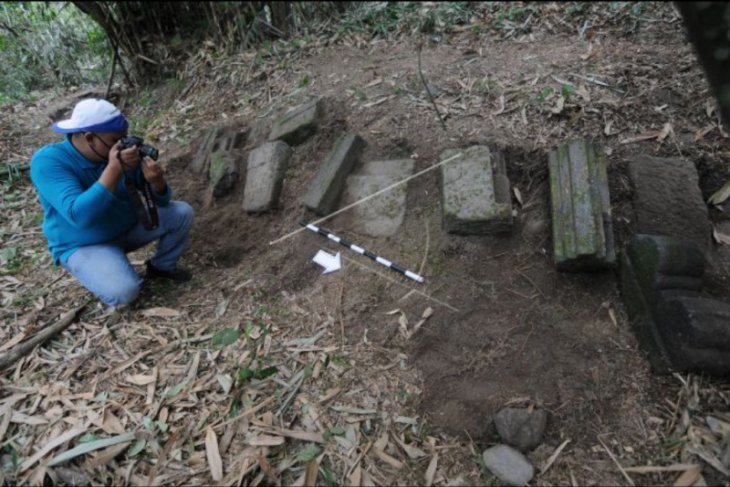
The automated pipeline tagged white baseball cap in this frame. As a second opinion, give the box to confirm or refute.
[52,98,128,134]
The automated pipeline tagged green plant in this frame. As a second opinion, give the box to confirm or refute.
[534,86,554,104]
[0,3,110,102]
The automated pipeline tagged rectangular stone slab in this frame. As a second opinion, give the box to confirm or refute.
[441,145,513,235]
[359,159,415,179]
[628,155,710,254]
[548,138,615,271]
[243,141,292,212]
[341,174,408,237]
[303,133,366,215]
[268,99,322,146]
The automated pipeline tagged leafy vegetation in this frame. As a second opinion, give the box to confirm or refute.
[0,2,109,104]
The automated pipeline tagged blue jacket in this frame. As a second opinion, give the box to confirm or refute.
[30,136,172,264]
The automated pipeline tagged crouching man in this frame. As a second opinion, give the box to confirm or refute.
[30,98,194,307]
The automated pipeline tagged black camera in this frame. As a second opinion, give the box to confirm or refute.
[118,135,159,161]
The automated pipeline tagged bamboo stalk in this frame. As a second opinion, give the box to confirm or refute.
[0,303,88,371]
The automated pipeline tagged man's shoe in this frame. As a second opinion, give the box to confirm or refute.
[146,261,193,282]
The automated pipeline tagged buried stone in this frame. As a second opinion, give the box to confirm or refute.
[340,159,415,237]
[303,133,366,215]
[243,141,292,212]
[494,408,548,452]
[482,445,534,487]
[441,145,513,235]
[208,150,239,198]
[620,234,730,375]
[268,99,323,146]
[548,138,615,271]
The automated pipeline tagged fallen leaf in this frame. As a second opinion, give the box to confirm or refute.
[708,180,730,205]
[541,439,571,474]
[425,453,439,487]
[608,306,618,327]
[694,125,715,141]
[713,227,730,245]
[604,120,614,136]
[205,426,223,481]
[126,374,156,386]
[141,307,181,318]
[673,466,701,487]
[248,434,285,446]
[392,433,427,459]
[513,187,524,206]
[551,95,565,115]
[304,459,319,487]
[625,464,700,474]
[657,122,673,141]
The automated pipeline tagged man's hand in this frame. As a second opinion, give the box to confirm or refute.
[108,141,141,171]
[141,156,167,193]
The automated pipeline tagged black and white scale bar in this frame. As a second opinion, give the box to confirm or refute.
[300,221,425,284]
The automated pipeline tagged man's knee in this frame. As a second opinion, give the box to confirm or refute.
[170,201,194,232]
[106,280,140,306]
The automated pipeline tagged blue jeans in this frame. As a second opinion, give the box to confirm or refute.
[62,201,195,306]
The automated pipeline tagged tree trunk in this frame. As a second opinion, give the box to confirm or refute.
[676,2,730,130]
[269,1,292,37]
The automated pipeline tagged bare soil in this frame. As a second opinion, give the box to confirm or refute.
[3,2,730,486]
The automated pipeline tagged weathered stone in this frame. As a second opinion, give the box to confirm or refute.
[338,159,415,237]
[268,99,323,146]
[655,294,730,376]
[343,175,408,237]
[620,234,730,376]
[191,125,247,174]
[548,139,615,271]
[482,445,534,487]
[208,150,239,198]
[494,408,548,452]
[441,146,513,235]
[191,127,219,173]
[303,133,366,215]
[628,155,711,254]
[620,234,705,373]
[359,159,415,179]
[243,141,292,212]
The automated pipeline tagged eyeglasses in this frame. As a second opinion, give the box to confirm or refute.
[88,132,125,150]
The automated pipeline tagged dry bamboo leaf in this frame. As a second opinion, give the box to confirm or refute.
[11,412,48,425]
[625,464,700,474]
[87,441,131,469]
[126,374,156,386]
[713,227,730,246]
[0,331,27,352]
[47,432,135,468]
[257,453,278,483]
[708,180,730,205]
[249,434,285,447]
[375,448,404,469]
[205,426,223,482]
[374,432,389,452]
[101,409,126,435]
[541,439,571,474]
[513,187,523,206]
[392,433,427,459]
[304,458,319,487]
[20,426,86,472]
[608,306,618,327]
[349,464,362,487]
[361,470,376,487]
[674,466,701,487]
[425,453,439,487]
[141,307,182,318]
